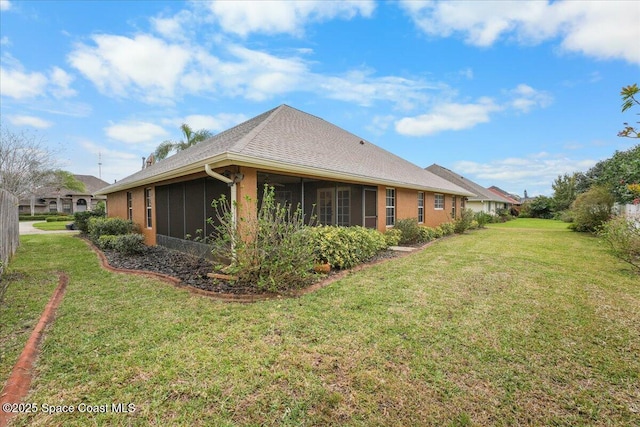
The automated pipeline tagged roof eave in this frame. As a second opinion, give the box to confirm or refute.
[97,152,475,197]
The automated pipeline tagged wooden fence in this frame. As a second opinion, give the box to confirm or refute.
[0,189,19,276]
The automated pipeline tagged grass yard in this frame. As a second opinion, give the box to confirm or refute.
[1,219,638,426]
[31,221,70,231]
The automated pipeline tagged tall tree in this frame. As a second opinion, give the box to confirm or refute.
[552,173,578,212]
[153,123,213,161]
[618,83,639,138]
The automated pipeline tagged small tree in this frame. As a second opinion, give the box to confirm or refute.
[570,186,614,232]
[598,215,640,273]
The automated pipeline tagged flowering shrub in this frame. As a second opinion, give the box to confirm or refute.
[304,226,388,269]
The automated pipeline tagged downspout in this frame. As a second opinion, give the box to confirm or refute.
[205,164,238,256]
[204,164,236,228]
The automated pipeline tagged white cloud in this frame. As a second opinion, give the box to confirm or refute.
[6,115,53,128]
[0,61,77,100]
[453,154,597,196]
[79,140,142,183]
[49,67,77,98]
[104,121,168,144]
[400,0,640,64]
[205,0,375,36]
[181,114,247,133]
[68,34,192,102]
[0,36,9,46]
[395,98,501,136]
[507,84,553,113]
[0,67,48,99]
[0,0,11,11]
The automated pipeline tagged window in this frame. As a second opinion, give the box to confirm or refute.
[336,187,350,226]
[145,188,152,228]
[62,201,72,214]
[417,192,424,223]
[451,195,456,218]
[49,201,57,213]
[318,187,351,226]
[435,194,444,210]
[126,192,133,220]
[318,188,334,225]
[386,188,395,226]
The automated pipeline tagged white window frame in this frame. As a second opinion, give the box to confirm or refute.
[126,191,133,221]
[386,188,396,227]
[417,192,424,223]
[435,193,444,210]
[145,188,152,228]
[336,187,350,226]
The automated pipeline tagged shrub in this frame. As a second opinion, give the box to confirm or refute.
[112,234,145,254]
[210,185,316,292]
[454,209,475,234]
[569,186,615,233]
[305,225,388,270]
[598,215,640,273]
[97,234,145,254]
[418,226,435,242]
[394,218,422,244]
[45,215,74,222]
[439,222,455,236]
[384,228,402,246]
[474,212,493,228]
[88,217,137,242]
[74,208,107,234]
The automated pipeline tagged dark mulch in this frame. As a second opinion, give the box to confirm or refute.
[101,244,404,295]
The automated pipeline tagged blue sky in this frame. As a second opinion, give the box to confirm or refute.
[1,0,638,197]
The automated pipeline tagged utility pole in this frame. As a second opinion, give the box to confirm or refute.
[98,152,102,179]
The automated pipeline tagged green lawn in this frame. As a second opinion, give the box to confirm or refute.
[32,221,71,231]
[1,219,638,426]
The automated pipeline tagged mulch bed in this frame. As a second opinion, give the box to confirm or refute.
[98,242,405,299]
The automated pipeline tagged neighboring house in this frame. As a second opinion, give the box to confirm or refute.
[96,105,474,247]
[18,175,110,216]
[487,186,522,214]
[426,164,513,215]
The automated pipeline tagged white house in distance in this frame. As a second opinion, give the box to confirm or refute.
[426,164,513,215]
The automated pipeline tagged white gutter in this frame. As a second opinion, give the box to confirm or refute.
[205,164,237,253]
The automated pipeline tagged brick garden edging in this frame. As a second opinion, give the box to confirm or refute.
[0,273,68,427]
[83,237,440,303]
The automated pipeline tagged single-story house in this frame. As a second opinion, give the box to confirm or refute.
[487,186,522,214]
[96,105,474,248]
[19,174,110,216]
[426,164,513,215]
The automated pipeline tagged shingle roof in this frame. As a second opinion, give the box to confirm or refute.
[98,105,474,196]
[426,164,513,203]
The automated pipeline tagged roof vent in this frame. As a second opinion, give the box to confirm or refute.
[359,140,365,145]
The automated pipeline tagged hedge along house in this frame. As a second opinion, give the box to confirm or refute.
[96,105,474,250]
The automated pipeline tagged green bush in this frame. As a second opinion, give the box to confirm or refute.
[305,225,388,270]
[569,186,615,233]
[88,217,137,242]
[210,185,316,292]
[384,228,402,246]
[394,218,422,245]
[74,208,107,234]
[598,215,640,273]
[97,234,145,254]
[454,209,475,234]
[19,215,49,221]
[419,227,436,242]
[45,215,74,222]
[439,222,455,236]
[474,212,493,228]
